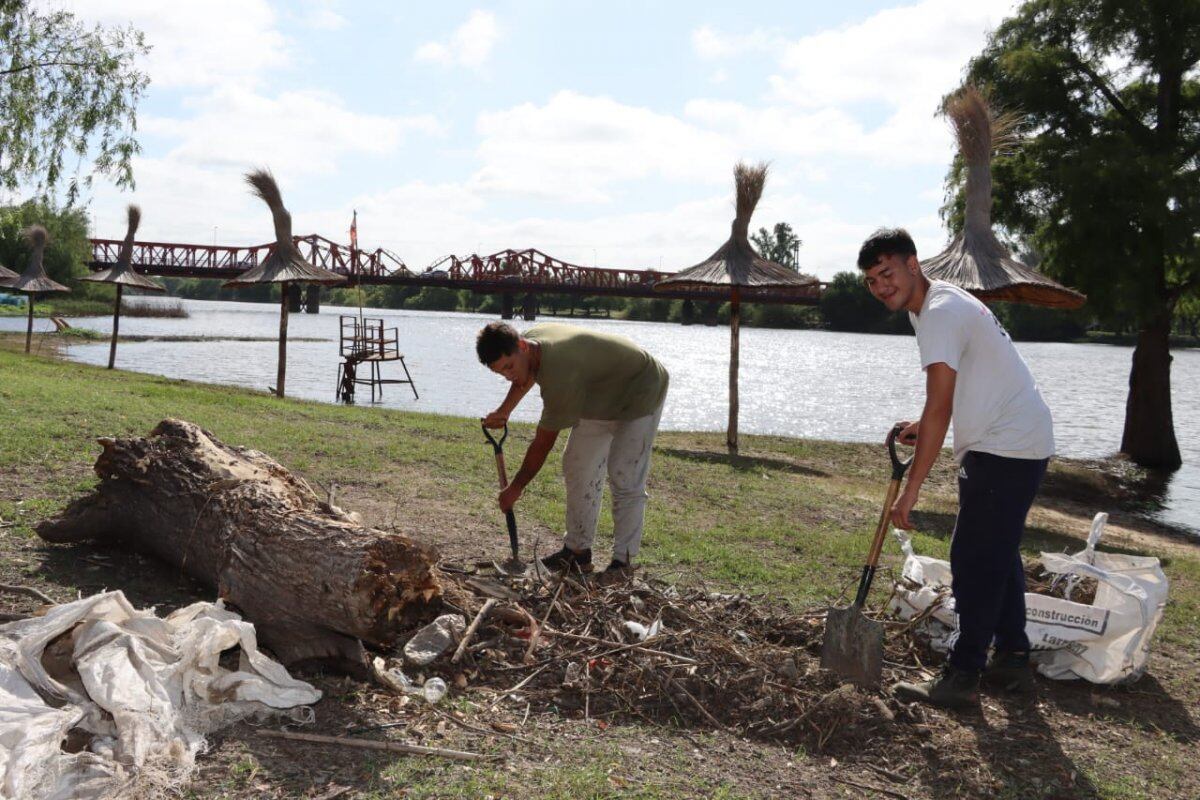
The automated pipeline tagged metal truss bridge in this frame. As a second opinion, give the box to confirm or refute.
[88,235,822,305]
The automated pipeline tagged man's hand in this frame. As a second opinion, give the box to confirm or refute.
[483,409,509,429]
[890,485,919,530]
[498,482,523,512]
[893,420,919,446]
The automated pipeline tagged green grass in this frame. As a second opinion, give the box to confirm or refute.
[0,348,1196,632]
[0,296,112,317]
[2,348,1198,800]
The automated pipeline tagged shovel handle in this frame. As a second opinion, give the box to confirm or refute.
[852,427,913,607]
[505,509,519,558]
[483,422,520,560]
[481,421,508,453]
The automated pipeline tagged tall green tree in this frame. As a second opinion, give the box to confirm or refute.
[751,222,802,270]
[1,0,149,201]
[956,0,1199,469]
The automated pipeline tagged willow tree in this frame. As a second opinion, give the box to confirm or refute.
[0,0,149,201]
[954,0,1199,469]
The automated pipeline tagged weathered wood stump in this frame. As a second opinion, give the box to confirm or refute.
[37,419,441,670]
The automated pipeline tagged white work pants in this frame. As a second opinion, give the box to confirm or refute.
[560,401,664,562]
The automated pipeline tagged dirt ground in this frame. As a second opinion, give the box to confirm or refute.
[1,445,1198,799]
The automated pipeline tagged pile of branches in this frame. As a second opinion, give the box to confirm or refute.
[406,568,934,751]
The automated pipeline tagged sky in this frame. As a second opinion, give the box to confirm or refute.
[52,0,1020,280]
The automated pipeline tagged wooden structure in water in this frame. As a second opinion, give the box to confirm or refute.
[335,315,418,404]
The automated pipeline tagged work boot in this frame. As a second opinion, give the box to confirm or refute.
[893,663,980,709]
[540,546,592,573]
[982,650,1036,694]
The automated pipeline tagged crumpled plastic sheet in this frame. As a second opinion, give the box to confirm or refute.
[0,591,322,799]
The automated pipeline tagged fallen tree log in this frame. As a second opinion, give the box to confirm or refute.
[37,419,441,670]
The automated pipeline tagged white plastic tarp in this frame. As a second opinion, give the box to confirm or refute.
[890,513,1169,684]
[0,591,321,799]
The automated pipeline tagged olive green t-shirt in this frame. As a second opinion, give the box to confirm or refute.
[526,323,669,431]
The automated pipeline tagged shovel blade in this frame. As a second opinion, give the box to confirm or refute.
[494,557,528,577]
[820,606,884,688]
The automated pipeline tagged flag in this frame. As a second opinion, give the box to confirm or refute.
[349,209,358,250]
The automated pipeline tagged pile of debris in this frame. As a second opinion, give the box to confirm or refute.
[372,565,938,752]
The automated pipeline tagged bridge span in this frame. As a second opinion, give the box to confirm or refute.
[88,235,822,317]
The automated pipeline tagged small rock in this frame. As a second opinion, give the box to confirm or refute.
[403,614,466,666]
[779,657,800,681]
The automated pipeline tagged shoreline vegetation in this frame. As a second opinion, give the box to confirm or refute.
[0,349,1197,798]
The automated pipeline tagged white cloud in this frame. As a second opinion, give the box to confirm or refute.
[414,10,500,69]
[470,91,737,202]
[141,87,442,177]
[767,0,1016,109]
[61,0,290,89]
[297,2,347,31]
[691,25,780,60]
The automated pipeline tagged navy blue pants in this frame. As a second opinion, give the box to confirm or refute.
[948,451,1049,672]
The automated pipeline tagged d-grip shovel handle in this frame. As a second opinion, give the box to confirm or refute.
[482,422,519,559]
[852,425,914,608]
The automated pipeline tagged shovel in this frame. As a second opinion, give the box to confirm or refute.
[482,422,526,576]
[820,424,913,687]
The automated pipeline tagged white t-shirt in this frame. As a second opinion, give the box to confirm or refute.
[909,280,1054,463]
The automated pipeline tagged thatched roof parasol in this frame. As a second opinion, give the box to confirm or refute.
[7,225,69,354]
[80,205,166,369]
[81,206,166,292]
[655,163,820,293]
[655,162,818,454]
[0,261,17,285]
[922,85,1086,309]
[7,226,70,295]
[224,170,346,288]
[225,169,345,398]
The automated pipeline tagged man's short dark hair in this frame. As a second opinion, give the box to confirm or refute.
[856,228,917,270]
[476,321,520,365]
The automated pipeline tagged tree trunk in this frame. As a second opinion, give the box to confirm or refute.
[36,419,442,671]
[1120,309,1182,469]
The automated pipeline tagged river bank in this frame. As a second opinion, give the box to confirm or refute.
[1,349,1197,798]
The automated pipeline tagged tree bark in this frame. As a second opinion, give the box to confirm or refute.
[1121,309,1182,469]
[36,419,442,670]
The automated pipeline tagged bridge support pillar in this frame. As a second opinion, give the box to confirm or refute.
[501,292,515,320]
[287,283,303,312]
[304,284,320,314]
[680,299,695,325]
[521,293,537,321]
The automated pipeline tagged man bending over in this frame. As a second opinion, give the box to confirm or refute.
[476,321,669,578]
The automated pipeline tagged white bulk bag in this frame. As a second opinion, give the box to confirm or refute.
[890,513,1168,684]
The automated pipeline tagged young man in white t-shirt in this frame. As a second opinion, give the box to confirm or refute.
[857,228,1054,709]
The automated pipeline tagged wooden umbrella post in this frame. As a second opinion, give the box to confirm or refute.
[108,284,122,369]
[24,293,34,354]
[277,281,288,398]
[728,285,740,455]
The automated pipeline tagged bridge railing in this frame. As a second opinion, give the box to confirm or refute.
[90,235,415,279]
[89,236,823,302]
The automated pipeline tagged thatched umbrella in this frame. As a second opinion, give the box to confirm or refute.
[0,261,17,284]
[6,225,70,353]
[655,162,820,454]
[80,205,166,369]
[224,169,345,398]
[922,85,1086,309]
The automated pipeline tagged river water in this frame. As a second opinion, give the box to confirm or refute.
[5,297,1197,535]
